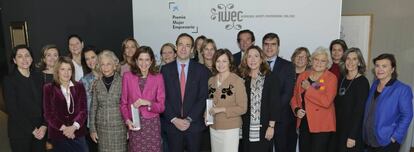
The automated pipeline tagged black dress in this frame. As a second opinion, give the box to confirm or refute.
[240,74,281,152]
[3,70,46,152]
[333,75,369,152]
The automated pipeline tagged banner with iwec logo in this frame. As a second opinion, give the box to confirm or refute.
[133,0,341,60]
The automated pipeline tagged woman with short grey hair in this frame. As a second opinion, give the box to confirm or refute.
[89,50,127,152]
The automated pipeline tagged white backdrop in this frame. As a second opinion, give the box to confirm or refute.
[133,0,342,62]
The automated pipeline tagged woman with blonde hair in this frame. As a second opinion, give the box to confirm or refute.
[36,44,59,84]
[89,50,127,151]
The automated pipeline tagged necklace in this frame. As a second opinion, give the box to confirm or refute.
[103,76,114,85]
[338,73,358,96]
[64,88,75,114]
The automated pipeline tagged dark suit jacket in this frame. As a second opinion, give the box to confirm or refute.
[43,81,87,140]
[161,60,210,133]
[233,51,242,66]
[3,70,44,139]
[271,57,296,123]
[241,74,281,142]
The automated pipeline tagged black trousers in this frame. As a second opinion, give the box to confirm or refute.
[9,137,46,152]
[166,131,202,152]
[366,142,400,152]
[85,128,97,152]
[274,120,297,152]
[51,136,88,152]
[298,118,332,152]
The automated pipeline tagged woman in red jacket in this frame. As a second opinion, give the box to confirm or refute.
[291,47,338,152]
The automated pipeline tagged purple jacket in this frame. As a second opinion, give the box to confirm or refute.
[120,72,165,123]
[43,82,87,140]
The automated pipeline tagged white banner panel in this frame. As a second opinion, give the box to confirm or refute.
[133,0,342,61]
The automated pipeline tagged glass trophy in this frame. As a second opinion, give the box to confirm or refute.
[131,104,141,131]
[206,99,214,125]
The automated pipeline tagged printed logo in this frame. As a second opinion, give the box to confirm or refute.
[210,3,243,30]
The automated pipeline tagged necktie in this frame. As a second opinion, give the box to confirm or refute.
[267,60,273,71]
[180,64,186,102]
[267,60,273,65]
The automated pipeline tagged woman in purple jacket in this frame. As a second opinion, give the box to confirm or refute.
[43,56,88,152]
[120,46,165,152]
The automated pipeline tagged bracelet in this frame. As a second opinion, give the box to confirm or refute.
[268,125,274,128]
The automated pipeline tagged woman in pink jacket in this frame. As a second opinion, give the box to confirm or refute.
[120,46,165,152]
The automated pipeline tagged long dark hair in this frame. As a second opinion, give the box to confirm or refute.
[81,45,100,74]
[130,46,158,77]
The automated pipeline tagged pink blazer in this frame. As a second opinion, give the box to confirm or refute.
[120,72,165,122]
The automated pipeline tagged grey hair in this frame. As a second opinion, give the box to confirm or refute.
[310,46,332,69]
[96,50,120,74]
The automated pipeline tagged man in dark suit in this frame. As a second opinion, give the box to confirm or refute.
[233,29,255,66]
[262,33,296,152]
[161,33,210,152]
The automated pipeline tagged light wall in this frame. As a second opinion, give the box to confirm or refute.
[342,0,414,86]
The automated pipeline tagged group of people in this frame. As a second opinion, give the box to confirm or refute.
[3,29,413,152]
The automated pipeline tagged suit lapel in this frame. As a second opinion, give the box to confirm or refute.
[182,61,196,115]
[171,61,183,108]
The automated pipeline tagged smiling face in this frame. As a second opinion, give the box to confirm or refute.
[196,39,204,51]
[44,48,59,69]
[312,54,329,72]
[246,48,262,71]
[68,37,83,56]
[161,46,176,64]
[215,54,230,73]
[331,44,344,62]
[58,63,73,84]
[99,56,116,77]
[202,43,216,60]
[238,33,254,52]
[13,48,33,70]
[124,40,137,60]
[294,51,308,69]
[345,52,359,73]
[136,52,152,74]
[374,59,394,81]
[84,51,98,70]
[262,38,279,59]
[176,36,193,61]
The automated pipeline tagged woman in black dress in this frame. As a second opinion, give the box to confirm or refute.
[239,46,281,152]
[36,44,60,84]
[3,45,47,152]
[334,47,369,152]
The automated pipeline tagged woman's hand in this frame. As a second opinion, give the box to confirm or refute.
[126,120,135,130]
[346,138,356,148]
[209,107,225,115]
[33,125,47,140]
[301,80,311,90]
[90,132,99,143]
[133,99,152,108]
[265,126,274,141]
[296,109,306,119]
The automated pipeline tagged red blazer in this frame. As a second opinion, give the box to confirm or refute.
[291,70,337,133]
[43,82,87,140]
